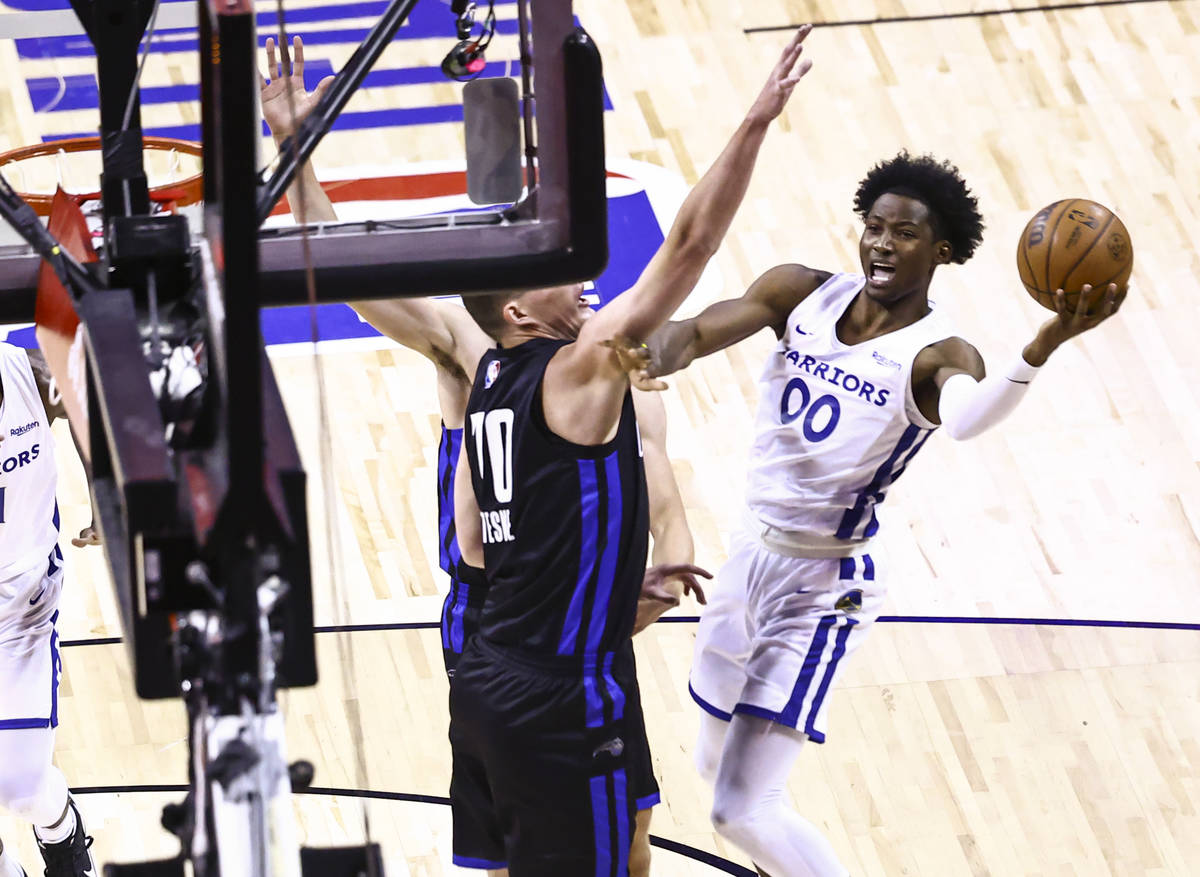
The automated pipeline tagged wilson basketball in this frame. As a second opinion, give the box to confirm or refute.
[1016,199,1133,312]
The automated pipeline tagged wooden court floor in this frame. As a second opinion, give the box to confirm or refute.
[3,0,1200,874]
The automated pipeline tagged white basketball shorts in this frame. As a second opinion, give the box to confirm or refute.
[0,547,65,730]
[688,529,884,742]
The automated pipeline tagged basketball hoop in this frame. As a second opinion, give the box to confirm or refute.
[0,135,203,216]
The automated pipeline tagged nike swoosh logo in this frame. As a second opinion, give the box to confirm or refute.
[29,585,46,605]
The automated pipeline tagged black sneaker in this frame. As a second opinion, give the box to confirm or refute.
[34,798,96,877]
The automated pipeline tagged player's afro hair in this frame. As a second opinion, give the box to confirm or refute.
[853,151,984,264]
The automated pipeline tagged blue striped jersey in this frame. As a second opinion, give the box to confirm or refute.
[464,337,650,657]
[437,423,463,576]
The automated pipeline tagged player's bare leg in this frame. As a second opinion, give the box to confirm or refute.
[630,808,653,877]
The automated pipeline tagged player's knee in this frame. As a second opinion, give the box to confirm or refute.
[0,779,50,823]
[710,778,770,848]
[694,745,720,786]
[0,760,64,825]
[710,794,753,841]
[0,766,38,814]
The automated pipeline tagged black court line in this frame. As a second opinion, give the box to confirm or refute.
[70,785,756,876]
[745,0,1179,33]
[59,613,1200,648]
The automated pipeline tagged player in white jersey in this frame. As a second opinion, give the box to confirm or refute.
[641,153,1125,876]
[0,341,97,877]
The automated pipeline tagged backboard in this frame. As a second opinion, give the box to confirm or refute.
[0,0,608,318]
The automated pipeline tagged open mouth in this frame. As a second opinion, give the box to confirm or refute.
[868,262,897,283]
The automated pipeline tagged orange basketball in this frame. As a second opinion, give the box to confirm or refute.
[1016,199,1133,312]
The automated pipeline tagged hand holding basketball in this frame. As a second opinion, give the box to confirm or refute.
[746,24,815,124]
[260,36,335,139]
[1024,282,1125,366]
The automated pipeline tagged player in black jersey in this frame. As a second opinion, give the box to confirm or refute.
[341,296,703,876]
[448,27,815,876]
[259,35,707,876]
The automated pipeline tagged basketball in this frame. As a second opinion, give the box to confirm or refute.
[1016,199,1133,312]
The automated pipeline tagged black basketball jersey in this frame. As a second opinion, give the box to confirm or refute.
[464,337,650,658]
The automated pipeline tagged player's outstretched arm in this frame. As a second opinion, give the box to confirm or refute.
[576,26,814,358]
[351,297,494,388]
[544,28,814,444]
[914,282,1124,439]
[631,390,710,633]
[646,262,830,380]
[260,36,337,225]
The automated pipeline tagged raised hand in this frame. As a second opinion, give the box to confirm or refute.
[1024,282,1126,365]
[259,36,335,139]
[746,23,815,125]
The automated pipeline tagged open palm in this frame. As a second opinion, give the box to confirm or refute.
[259,36,334,138]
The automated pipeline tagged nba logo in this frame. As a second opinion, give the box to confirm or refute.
[484,360,501,389]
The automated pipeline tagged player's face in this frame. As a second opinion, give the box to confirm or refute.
[859,193,946,303]
[519,283,591,339]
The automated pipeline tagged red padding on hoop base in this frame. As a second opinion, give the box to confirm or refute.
[34,188,97,462]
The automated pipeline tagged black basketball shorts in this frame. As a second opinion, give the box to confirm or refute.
[448,636,655,875]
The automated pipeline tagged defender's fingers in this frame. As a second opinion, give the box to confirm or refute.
[654,563,713,579]
[681,576,708,605]
[265,37,279,79]
[784,59,814,85]
[776,24,811,71]
[293,35,305,76]
[277,33,292,76]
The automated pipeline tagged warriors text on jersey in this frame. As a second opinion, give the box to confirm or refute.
[0,342,60,581]
[463,337,650,657]
[746,272,952,543]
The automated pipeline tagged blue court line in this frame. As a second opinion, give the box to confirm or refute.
[58,614,1200,649]
[659,615,1200,631]
[29,59,536,113]
[68,784,755,875]
[44,82,616,144]
[18,20,522,59]
[3,0,514,12]
[16,10,521,59]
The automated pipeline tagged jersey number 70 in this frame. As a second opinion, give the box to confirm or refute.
[469,409,515,503]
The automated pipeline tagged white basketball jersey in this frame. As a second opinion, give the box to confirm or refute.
[745,272,951,543]
[0,342,60,580]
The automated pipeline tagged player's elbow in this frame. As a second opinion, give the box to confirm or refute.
[940,418,987,442]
